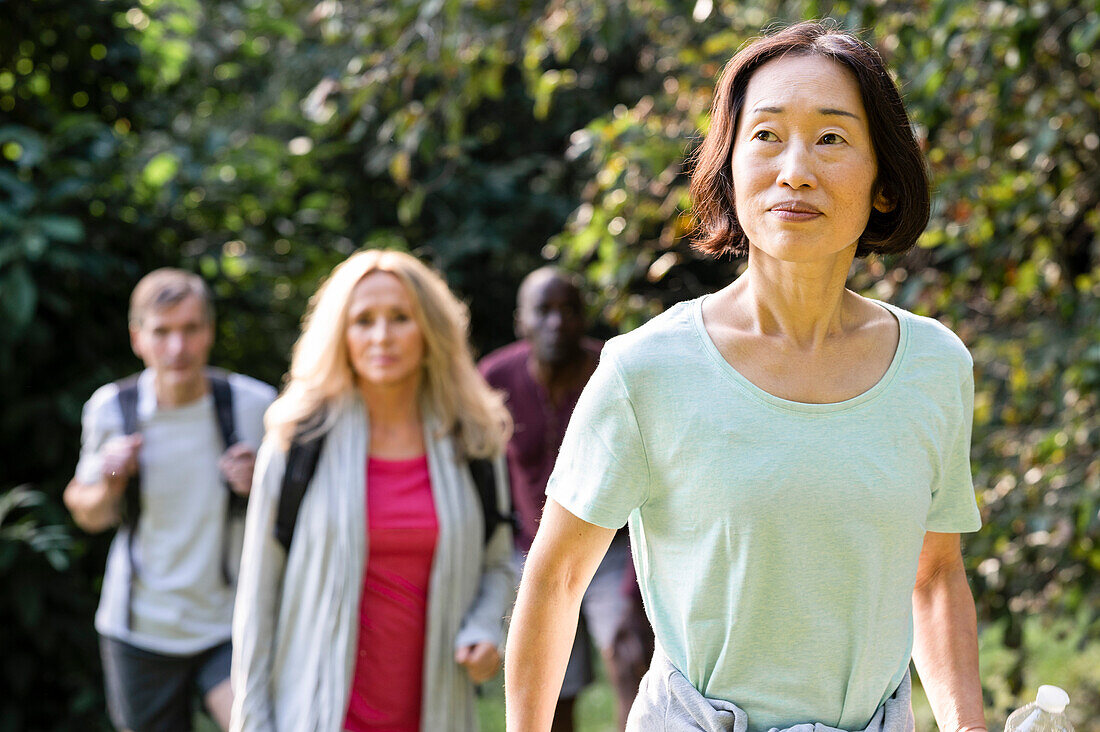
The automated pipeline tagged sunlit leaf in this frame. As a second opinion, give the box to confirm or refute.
[142,152,180,188]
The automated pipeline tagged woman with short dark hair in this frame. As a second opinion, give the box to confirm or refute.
[506,21,986,732]
[690,22,931,258]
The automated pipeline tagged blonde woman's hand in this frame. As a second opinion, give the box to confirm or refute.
[455,642,500,683]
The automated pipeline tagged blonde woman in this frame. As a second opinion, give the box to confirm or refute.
[231,250,514,732]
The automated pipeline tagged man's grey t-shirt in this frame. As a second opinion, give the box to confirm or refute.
[76,370,276,655]
[547,296,981,732]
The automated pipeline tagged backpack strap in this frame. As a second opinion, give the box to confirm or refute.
[114,374,142,523]
[205,368,248,588]
[207,368,239,449]
[272,436,510,555]
[207,368,247,515]
[275,431,326,553]
[468,457,513,546]
[113,374,142,631]
[116,375,141,435]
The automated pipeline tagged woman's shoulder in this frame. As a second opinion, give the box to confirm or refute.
[602,297,703,367]
[879,300,973,369]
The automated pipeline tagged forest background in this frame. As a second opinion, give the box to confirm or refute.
[1,0,1098,729]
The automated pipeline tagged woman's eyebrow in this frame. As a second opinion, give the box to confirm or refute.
[750,105,861,120]
[819,107,861,119]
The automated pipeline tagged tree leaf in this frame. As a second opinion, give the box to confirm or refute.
[0,264,37,333]
[0,126,46,168]
[142,152,180,188]
[32,216,85,244]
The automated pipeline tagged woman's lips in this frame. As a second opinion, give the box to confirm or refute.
[769,202,822,221]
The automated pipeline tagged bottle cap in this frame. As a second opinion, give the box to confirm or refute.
[1036,685,1070,714]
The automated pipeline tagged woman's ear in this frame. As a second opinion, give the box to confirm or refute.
[873,188,896,213]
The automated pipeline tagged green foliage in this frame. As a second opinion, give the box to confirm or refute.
[0,487,72,572]
[1,0,160,479]
[979,616,1100,730]
[2,0,1098,726]
[1,2,159,727]
[0,487,107,731]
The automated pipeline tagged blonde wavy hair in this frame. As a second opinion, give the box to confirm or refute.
[265,249,511,457]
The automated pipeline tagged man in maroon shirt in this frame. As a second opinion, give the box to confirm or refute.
[480,267,650,731]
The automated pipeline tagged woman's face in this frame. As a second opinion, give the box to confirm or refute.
[345,271,426,391]
[730,53,886,264]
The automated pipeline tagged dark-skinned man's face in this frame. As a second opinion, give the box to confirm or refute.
[517,276,585,367]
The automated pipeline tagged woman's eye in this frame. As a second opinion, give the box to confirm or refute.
[820,132,845,145]
[753,130,777,142]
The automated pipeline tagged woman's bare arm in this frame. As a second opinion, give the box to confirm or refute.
[505,499,617,731]
[911,531,987,732]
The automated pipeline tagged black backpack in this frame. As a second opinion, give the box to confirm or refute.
[115,367,245,629]
[274,429,510,553]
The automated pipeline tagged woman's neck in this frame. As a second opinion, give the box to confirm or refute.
[358,378,426,458]
[358,378,421,426]
[730,245,859,349]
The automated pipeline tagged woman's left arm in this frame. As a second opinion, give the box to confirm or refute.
[454,455,517,679]
[911,531,987,732]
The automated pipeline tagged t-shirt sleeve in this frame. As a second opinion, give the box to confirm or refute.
[545,351,650,530]
[925,354,982,533]
[74,386,120,485]
[229,374,277,449]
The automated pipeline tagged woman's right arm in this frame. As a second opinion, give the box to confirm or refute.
[230,441,287,732]
[505,498,617,732]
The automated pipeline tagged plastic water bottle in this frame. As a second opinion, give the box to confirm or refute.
[1004,685,1074,732]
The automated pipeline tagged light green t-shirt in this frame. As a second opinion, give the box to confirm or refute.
[547,296,981,732]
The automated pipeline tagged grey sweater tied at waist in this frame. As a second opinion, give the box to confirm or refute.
[626,651,916,732]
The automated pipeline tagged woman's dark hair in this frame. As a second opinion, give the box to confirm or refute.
[689,20,930,258]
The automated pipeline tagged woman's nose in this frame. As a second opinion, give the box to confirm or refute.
[776,143,817,189]
[369,319,392,341]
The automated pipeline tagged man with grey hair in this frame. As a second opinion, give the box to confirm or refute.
[65,268,276,732]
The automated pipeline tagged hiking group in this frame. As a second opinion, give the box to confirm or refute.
[67,256,650,732]
[66,20,988,732]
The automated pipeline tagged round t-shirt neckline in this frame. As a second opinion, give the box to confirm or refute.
[137,369,217,420]
[691,294,910,414]
[368,454,429,468]
[153,393,214,417]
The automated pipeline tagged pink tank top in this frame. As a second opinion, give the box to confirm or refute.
[343,455,437,732]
